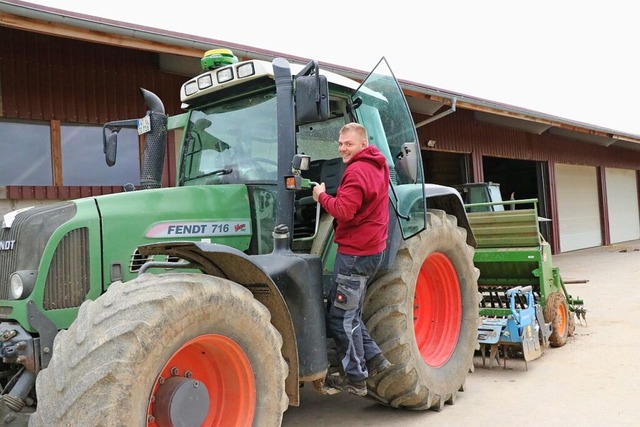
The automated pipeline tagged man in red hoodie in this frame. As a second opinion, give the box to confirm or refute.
[313,122,392,396]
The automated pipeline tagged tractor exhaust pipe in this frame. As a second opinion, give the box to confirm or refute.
[273,58,296,239]
[103,88,167,190]
[139,88,167,190]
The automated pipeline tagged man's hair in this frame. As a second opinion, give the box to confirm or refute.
[340,122,368,142]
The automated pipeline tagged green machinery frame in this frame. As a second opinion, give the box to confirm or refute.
[466,198,585,318]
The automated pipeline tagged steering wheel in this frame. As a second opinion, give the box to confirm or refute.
[251,157,277,174]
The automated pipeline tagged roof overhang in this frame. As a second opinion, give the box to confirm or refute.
[397,81,640,151]
[2,0,640,150]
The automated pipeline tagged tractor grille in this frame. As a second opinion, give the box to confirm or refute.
[0,203,76,300]
[130,249,153,273]
[43,228,90,310]
[0,224,19,300]
[129,250,182,273]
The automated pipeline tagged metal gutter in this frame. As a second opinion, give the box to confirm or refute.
[397,80,640,144]
[415,98,457,129]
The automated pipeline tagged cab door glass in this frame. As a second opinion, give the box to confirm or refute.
[351,58,426,238]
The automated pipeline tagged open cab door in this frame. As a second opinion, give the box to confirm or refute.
[350,58,426,238]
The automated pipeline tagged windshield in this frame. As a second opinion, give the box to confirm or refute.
[181,90,278,185]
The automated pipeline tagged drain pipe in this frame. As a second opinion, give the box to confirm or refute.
[415,97,457,129]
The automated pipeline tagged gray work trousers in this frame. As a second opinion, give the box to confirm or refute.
[326,251,384,381]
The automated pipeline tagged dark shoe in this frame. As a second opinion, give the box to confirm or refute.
[367,353,391,377]
[324,374,367,397]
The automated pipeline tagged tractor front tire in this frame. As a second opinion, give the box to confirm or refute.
[363,209,479,410]
[544,291,569,347]
[30,273,288,427]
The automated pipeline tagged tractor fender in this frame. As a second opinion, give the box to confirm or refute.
[137,241,310,406]
[424,184,477,248]
[384,184,477,270]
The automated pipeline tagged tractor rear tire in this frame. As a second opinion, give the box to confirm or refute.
[363,209,479,410]
[30,273,288,427]
[544,291,569,347]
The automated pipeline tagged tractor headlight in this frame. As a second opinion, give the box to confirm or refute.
[216,67,233,84]
[184,80,198,96]
[10,271,37,300]
[198,74,213,90]
[237,63,255,79]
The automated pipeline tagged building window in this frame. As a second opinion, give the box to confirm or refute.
[0,120,53,185]
[61,124,141,186]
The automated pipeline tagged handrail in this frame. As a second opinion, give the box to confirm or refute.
[464,198,539,209]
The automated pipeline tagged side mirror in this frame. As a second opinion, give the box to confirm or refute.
[285,154,311,191]
[292,154,310,171]
[396,142,418,183]
[295,61,330,124]
[103,118,138,167]
[104,131,118,167]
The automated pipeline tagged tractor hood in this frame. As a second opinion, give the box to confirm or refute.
[95,185,253,285]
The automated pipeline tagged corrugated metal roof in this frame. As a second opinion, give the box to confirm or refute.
[2,0,640,150]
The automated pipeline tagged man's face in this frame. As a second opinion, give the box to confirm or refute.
[338,130,367,163]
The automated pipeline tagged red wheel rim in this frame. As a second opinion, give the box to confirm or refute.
[148,334,255,426]
[556,301,568,336]
[414,252,462,367]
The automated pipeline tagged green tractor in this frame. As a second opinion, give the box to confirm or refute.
[0,49,479,426]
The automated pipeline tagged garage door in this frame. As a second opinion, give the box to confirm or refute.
[555,163,602,252]
[605,168,640,243]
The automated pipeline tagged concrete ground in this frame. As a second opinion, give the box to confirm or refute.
[282,241,640,427]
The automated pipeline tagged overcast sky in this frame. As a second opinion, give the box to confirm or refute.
[26,0,640,136]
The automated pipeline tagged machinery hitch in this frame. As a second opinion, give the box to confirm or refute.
[477,285,551,370]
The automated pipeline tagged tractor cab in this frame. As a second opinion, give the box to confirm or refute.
[134,49,426,255]
[456,182,506,212]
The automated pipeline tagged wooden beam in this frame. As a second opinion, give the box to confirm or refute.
[50,120,62,186]
[0,11,204,58]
